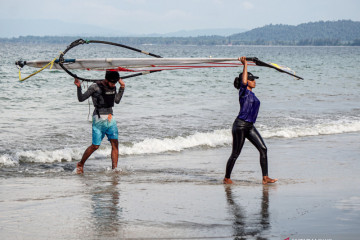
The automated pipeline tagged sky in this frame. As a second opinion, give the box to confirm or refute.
[0,0,360,37]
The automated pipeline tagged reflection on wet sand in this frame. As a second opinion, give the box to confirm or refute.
[225,185,270,239]
[89,174,123,238]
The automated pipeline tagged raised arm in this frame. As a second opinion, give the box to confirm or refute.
[239,56,248,86]
[115,78,125,104]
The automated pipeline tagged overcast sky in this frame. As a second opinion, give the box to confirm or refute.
[1,0,359,37]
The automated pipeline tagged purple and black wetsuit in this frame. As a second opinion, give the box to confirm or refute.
[225,82,268,178]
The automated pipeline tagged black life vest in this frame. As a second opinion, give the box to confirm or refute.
[95,82,116,109]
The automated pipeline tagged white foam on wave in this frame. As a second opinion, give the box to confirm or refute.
[1,119,359,166]
[114,119,360,156]
[0,154,18,167]
[261,119,360,138]
[15,148,83,164]
[118,129,230,155]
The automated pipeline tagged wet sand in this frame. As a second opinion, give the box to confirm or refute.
[1,132,359,239]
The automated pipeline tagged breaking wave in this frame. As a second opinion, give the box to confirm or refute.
[1,119,359,167]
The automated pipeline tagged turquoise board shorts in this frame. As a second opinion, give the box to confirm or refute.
[92,116,118,145]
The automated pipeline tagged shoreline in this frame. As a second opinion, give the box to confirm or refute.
[0,132,359,239]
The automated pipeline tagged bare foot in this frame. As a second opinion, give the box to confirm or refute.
[76,162,84,174]
[223,178,233,184]
[262,176,277,185]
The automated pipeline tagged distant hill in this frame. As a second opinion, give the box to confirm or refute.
[146,28,247,37]
[229,20,360,45]
[1,20,360,46]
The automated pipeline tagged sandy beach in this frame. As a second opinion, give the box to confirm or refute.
[1,132,359,240]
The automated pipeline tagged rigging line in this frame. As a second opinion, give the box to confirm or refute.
[58,39,163,82]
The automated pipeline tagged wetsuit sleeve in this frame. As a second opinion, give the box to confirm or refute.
[77,84,96,102]
[115,87,124,104]
[239,82,248,97]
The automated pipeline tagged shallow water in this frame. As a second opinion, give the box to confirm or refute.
[0,43,360,239]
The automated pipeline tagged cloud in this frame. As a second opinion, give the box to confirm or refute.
[242,1,255,10]
[1,0,360,37]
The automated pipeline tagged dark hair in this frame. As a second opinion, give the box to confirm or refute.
[234,77,241,89]
[105,71,120,83]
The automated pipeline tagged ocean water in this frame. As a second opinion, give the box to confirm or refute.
[1,44,359,167]
[1,43,360,239]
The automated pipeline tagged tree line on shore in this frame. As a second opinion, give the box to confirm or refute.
[2,20,360,46]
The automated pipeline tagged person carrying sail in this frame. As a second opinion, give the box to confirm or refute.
[223,56,277,185]
[74,71,125,173]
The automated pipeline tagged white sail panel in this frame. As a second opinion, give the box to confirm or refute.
[24,58,242,71]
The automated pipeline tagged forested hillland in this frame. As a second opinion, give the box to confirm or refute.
[2,20,360,46]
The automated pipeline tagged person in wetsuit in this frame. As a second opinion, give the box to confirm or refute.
[74,71,125,173]
[223,56,277,185]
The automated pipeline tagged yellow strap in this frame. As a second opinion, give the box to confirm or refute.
[50,60,55,70]
[19,57,58,82]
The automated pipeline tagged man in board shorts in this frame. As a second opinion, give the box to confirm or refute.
[74,71,125,173]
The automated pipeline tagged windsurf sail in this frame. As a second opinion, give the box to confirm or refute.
[15,38,303,81]
[18,58,244,71]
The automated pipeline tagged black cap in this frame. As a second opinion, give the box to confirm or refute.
[239,72,259,80]
[105,70,120,83]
